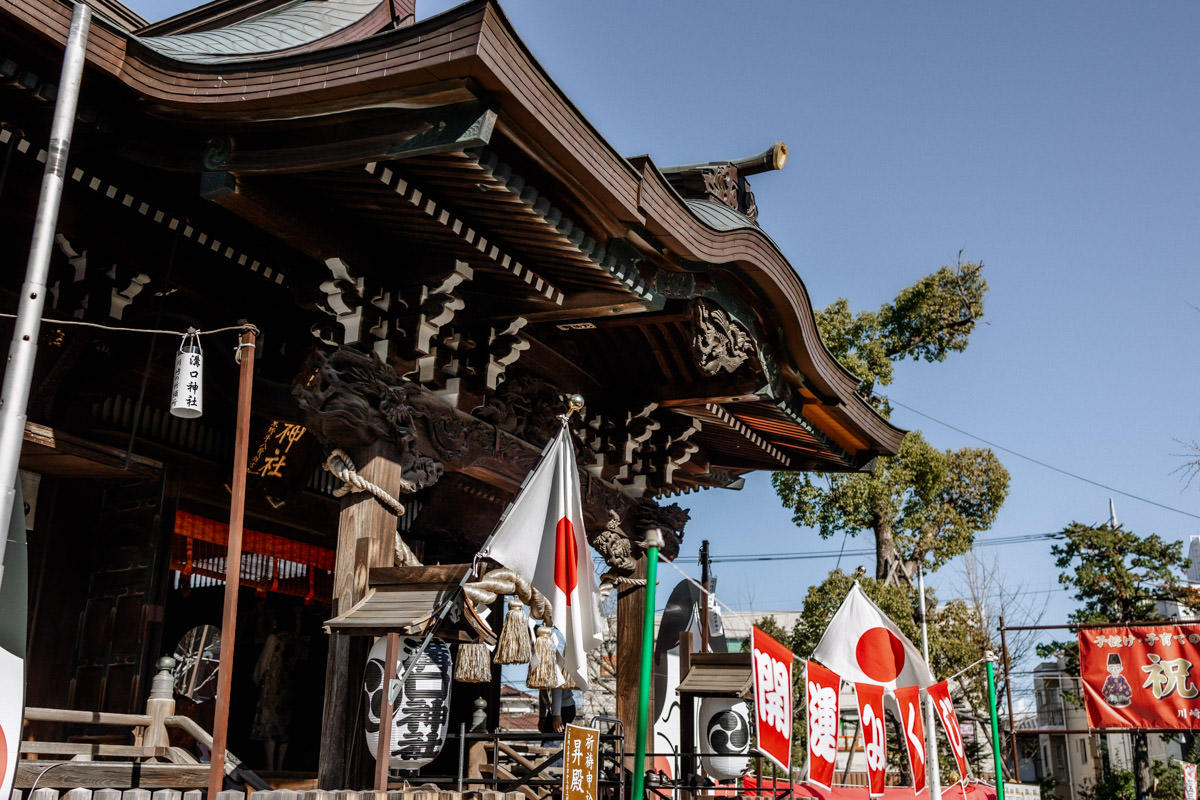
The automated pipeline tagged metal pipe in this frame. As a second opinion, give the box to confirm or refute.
[0,2,91,589]
[208,329,256,799]
[631,534,662,800]
[918,567,941,799]
[987,656,1006,800]
[840,720,860,784]
[458,721,466,793]
[1000,615,1021,781]
[1003,621,1176,632]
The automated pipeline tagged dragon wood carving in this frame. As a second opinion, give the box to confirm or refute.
[692,299,757,376]
[293,347,443,491]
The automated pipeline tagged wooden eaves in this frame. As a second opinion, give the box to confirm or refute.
[3,0,904,491]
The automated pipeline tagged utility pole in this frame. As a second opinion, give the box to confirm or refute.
[0,2,91,589]
[699,539,710,652]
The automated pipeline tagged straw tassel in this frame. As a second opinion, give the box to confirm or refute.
[560,661,579,690]
[454,642,491,683]
[526,626,560,689]
[494,599,532,665]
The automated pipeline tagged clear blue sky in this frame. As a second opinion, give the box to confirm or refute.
[126,2,1200,639]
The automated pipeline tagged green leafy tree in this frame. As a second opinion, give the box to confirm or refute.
[1080,770,1137,800]
[773,258,1010,586]
[1052,523,1200,625]
[1046,523,1200,800]
[813,257,987,411]
[774,431,1009,585]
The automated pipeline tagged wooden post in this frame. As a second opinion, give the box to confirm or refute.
[143,656,177,749]
[208,329,256,799]
[616,557,649,774]
[678,630,695,796]
[374,632,399,790]
[319,440,407,789]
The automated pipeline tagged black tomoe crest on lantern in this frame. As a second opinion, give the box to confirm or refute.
[699,697,751,780]
[363,635,453,770]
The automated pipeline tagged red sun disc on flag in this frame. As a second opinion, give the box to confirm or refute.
[554,516,579,603]
[855,626,906,682]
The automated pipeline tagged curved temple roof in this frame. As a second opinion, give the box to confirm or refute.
[2,0,905,493]
[138,0,384,63]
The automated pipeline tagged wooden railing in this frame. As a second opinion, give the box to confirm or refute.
[17,706,245,790]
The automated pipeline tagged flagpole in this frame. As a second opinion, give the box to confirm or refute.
[918,566,942,799]
[631,530,662,800]
[385,396,589,738]
[986,652,1006,800]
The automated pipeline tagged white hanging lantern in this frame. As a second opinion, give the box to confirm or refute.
[170,329,203,419]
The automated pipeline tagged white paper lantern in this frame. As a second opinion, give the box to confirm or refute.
[363,635,453,771]
[170,330,203,419]
[699,698,751,780]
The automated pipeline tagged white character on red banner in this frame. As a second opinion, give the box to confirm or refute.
[751,626,794,772]
[927,680,970,783]
[805,660,840,789]
[893,685,927,795]
[855,683,887,797]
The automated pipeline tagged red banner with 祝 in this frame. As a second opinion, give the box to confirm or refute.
[927,681,970,783]
[855,683,887,797]
[1079,625,1200,729]
[752,626,794,772]
[805,660,840,789]
[893,685,927,795]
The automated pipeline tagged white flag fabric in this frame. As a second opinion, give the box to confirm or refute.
[479,424,603,689]
[811,582,934,690]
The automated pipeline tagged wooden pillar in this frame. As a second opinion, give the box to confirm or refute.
[616,556,651,774]
[318,439,406,789]
[678,630,695,790]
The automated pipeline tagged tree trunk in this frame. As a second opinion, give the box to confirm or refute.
[1133,732,1152,800]
[874,519,908,586]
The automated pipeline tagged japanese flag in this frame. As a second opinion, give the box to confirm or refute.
[811,582,934,690]
[479,424,603,690]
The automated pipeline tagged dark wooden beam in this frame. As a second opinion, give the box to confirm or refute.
[200,171,347,264]
[200,101,498,175]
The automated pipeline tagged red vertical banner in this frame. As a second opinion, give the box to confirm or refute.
[751,626,794,772]
[1182,762,1197,800]
[894,685,927,795]
[805,660,840,789]
[927,681,970,783]
[855,683,887,797]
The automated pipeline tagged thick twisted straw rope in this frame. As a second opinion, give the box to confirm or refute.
[463,568,553,628]
[322,448,421,567]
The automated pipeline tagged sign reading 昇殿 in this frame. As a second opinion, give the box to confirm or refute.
[1079,625,1200,729]
[563,723,599,800]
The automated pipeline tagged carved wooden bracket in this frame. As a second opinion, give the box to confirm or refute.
[50,235,152,323]
[692,299,758,376]
[292,349,687,562]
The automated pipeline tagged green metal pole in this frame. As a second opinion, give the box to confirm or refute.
[631,541,661,800]
[987,657,1006,800]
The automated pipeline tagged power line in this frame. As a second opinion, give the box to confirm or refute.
[884,395,1200,522]
[708,530,1064,564]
